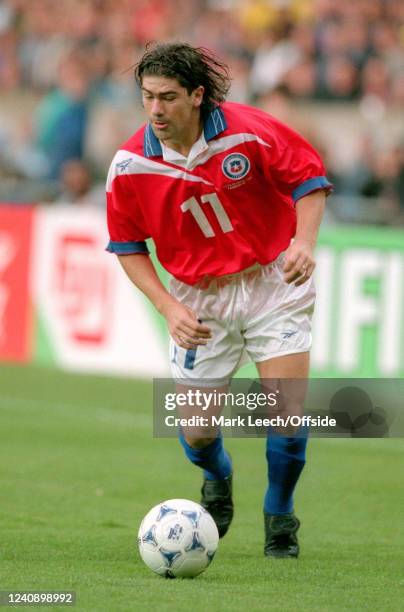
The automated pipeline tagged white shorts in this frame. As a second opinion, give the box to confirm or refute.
[169,252,316,385]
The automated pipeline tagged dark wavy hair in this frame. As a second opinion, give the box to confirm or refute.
[134,43,231,117]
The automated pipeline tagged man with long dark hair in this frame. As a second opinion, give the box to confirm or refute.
[106,43,332,558]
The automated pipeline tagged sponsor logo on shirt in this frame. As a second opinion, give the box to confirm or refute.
[222,152,250,180]
[116,158,132,173]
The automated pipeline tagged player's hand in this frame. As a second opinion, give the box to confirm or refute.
[282,239,316,286]
[161,298,212,349]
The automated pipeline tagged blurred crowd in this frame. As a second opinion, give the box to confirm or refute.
[0,0,403,223]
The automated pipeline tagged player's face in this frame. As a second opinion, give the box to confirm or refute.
[141,76,204,147]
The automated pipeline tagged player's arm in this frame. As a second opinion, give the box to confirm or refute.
[106,156,211,349]
[283,189,326,286]
[117,253,212,348]
[260,114,331,285]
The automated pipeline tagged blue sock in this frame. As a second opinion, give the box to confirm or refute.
[179,435,232,481]
[264,434,308,515]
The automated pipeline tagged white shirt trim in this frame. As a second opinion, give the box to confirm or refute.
[160,131,209,169]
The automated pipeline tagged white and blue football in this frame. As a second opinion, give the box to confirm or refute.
[137,499,219,578]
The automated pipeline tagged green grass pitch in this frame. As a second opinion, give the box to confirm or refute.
[1,364,403,611]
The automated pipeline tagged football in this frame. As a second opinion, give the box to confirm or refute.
[137,498,219,578]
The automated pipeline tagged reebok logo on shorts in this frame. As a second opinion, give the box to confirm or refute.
[281,330,298,339]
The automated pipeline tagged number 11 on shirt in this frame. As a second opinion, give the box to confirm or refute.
[181,193,234,238]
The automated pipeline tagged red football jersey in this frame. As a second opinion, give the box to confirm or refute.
[106,102,332,285]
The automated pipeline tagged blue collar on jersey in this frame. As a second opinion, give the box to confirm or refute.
[143,105,227,158]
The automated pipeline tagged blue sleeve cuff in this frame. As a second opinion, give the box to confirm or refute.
[292,176,333,203]
[106,240,149,255]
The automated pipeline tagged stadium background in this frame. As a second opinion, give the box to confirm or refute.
[1,1,403,610]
